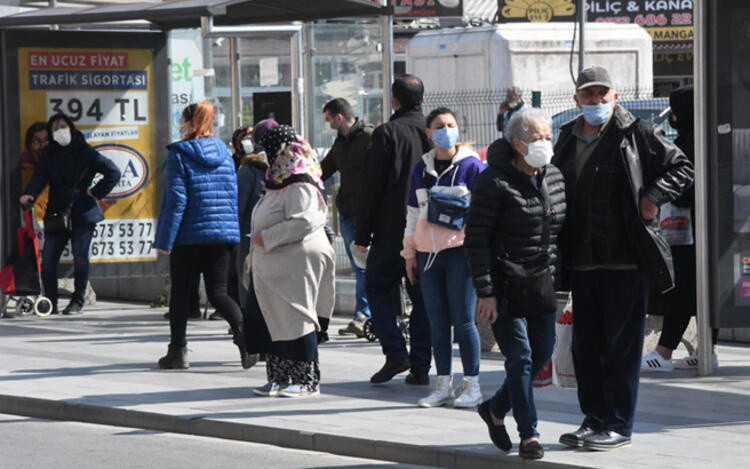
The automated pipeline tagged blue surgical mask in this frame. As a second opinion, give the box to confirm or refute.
[432,127,459,150]
[581,103,613,126]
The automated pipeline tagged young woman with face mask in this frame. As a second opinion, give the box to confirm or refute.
[464,107,566,460]
[20,113,121,315]
[402,107,486,409]
[154,102,252,370]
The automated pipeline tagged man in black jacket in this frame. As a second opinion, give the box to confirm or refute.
[355,75,432,385]
[321,98,374,337]
[553,67,693,451]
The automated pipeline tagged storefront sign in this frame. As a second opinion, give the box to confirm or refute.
[18,47,158,262]
[392,0,463,18]
[498,1,693,48]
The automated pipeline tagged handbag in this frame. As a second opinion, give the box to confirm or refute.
[43,208,72,234]
[424,167,470,231]
[497,175,557,317]
[499,259,557,317]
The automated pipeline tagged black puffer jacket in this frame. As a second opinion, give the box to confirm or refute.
[465,138,566,298]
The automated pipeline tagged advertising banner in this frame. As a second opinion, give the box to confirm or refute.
[18,47,158,263]
[392,0,463,18]
[497,0,693,49]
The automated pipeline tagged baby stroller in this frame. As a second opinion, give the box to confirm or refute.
[363,278,411,342]
[0,208,53,318]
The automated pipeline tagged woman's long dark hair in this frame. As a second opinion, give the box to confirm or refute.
[46,113,78,138]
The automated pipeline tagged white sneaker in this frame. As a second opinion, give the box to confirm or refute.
[674,352,719,370]
[278,384,320,398]
[253,381,282,397]
[418,375,454,408]
[641,350,674,372]
[453,375,482,408]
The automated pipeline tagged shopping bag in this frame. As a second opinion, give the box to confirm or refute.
[552,292,576,388]
[658,202,694,246]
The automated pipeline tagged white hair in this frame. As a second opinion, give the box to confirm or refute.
[504,107,552,145]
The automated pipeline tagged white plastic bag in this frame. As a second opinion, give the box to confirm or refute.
[658,202,694,246]
[552,292,577,388]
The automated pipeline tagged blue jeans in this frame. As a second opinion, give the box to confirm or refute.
[490,312,555,440]
[339,216,370,318]
[365,237,431,374]
[41,223,96,309]
[417,248,480,376]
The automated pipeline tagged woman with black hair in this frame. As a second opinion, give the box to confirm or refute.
[20,113,121,315]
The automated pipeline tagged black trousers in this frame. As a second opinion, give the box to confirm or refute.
[169,244,243,347]
[658,315,718,351]
[571,269,649,437]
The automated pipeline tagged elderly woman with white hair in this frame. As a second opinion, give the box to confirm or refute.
[464,107,567,460]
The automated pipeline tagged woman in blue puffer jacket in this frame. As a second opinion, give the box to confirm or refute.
[154,102,253,370]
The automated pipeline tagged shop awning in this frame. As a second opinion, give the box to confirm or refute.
[0,0,391,29]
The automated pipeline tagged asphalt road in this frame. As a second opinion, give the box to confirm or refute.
[0,414,433,469]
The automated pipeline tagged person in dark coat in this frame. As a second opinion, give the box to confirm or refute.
[466,108,566,460]
[236,119,275,307]
[20,113,121,315]
[554,67,694,452]
[154,102,250,370]
[354,75,432,385]
[641,85,719,372]
[321,97,374,337]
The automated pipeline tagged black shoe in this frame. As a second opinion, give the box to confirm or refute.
[370,359,410,384]
[477,401,512,452]
[62,302,83,315]
[404,371,429,386]
[317,331,330,344]
[559,425,597,448]
[208,311,224,320]
[163,310,202,320]
[582,431,631,451]
[158,345,189,369]
[232,329,257,369]
[519,440,545,460]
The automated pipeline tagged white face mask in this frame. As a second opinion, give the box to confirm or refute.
[53,127,72,147]
[523,140,553,168]
[241,139,254,154]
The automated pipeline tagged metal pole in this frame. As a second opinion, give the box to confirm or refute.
[229,37,240,130]
[694,0,713,376]
[380,10,393,124]
[290,32,301,133]
[302,22,314,141]
[50,0,59,30]
[578,0,586,73]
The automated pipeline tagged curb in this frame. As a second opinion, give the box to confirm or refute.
[0,394,585,469]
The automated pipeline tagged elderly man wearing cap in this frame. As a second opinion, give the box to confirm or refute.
[552,67,693,450]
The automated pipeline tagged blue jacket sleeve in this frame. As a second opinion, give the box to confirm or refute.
[154,149,188,251]
[465,159,485,192]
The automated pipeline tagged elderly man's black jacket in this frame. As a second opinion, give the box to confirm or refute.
[552,105,694,293]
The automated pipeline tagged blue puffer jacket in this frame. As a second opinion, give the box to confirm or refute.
[154,137,240,251]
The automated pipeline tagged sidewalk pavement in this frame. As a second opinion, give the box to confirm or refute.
[1,301,749,469]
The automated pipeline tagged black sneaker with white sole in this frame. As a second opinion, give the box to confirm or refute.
[582,431,631,451]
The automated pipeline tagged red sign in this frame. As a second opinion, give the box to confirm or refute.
[27,51,129,70]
